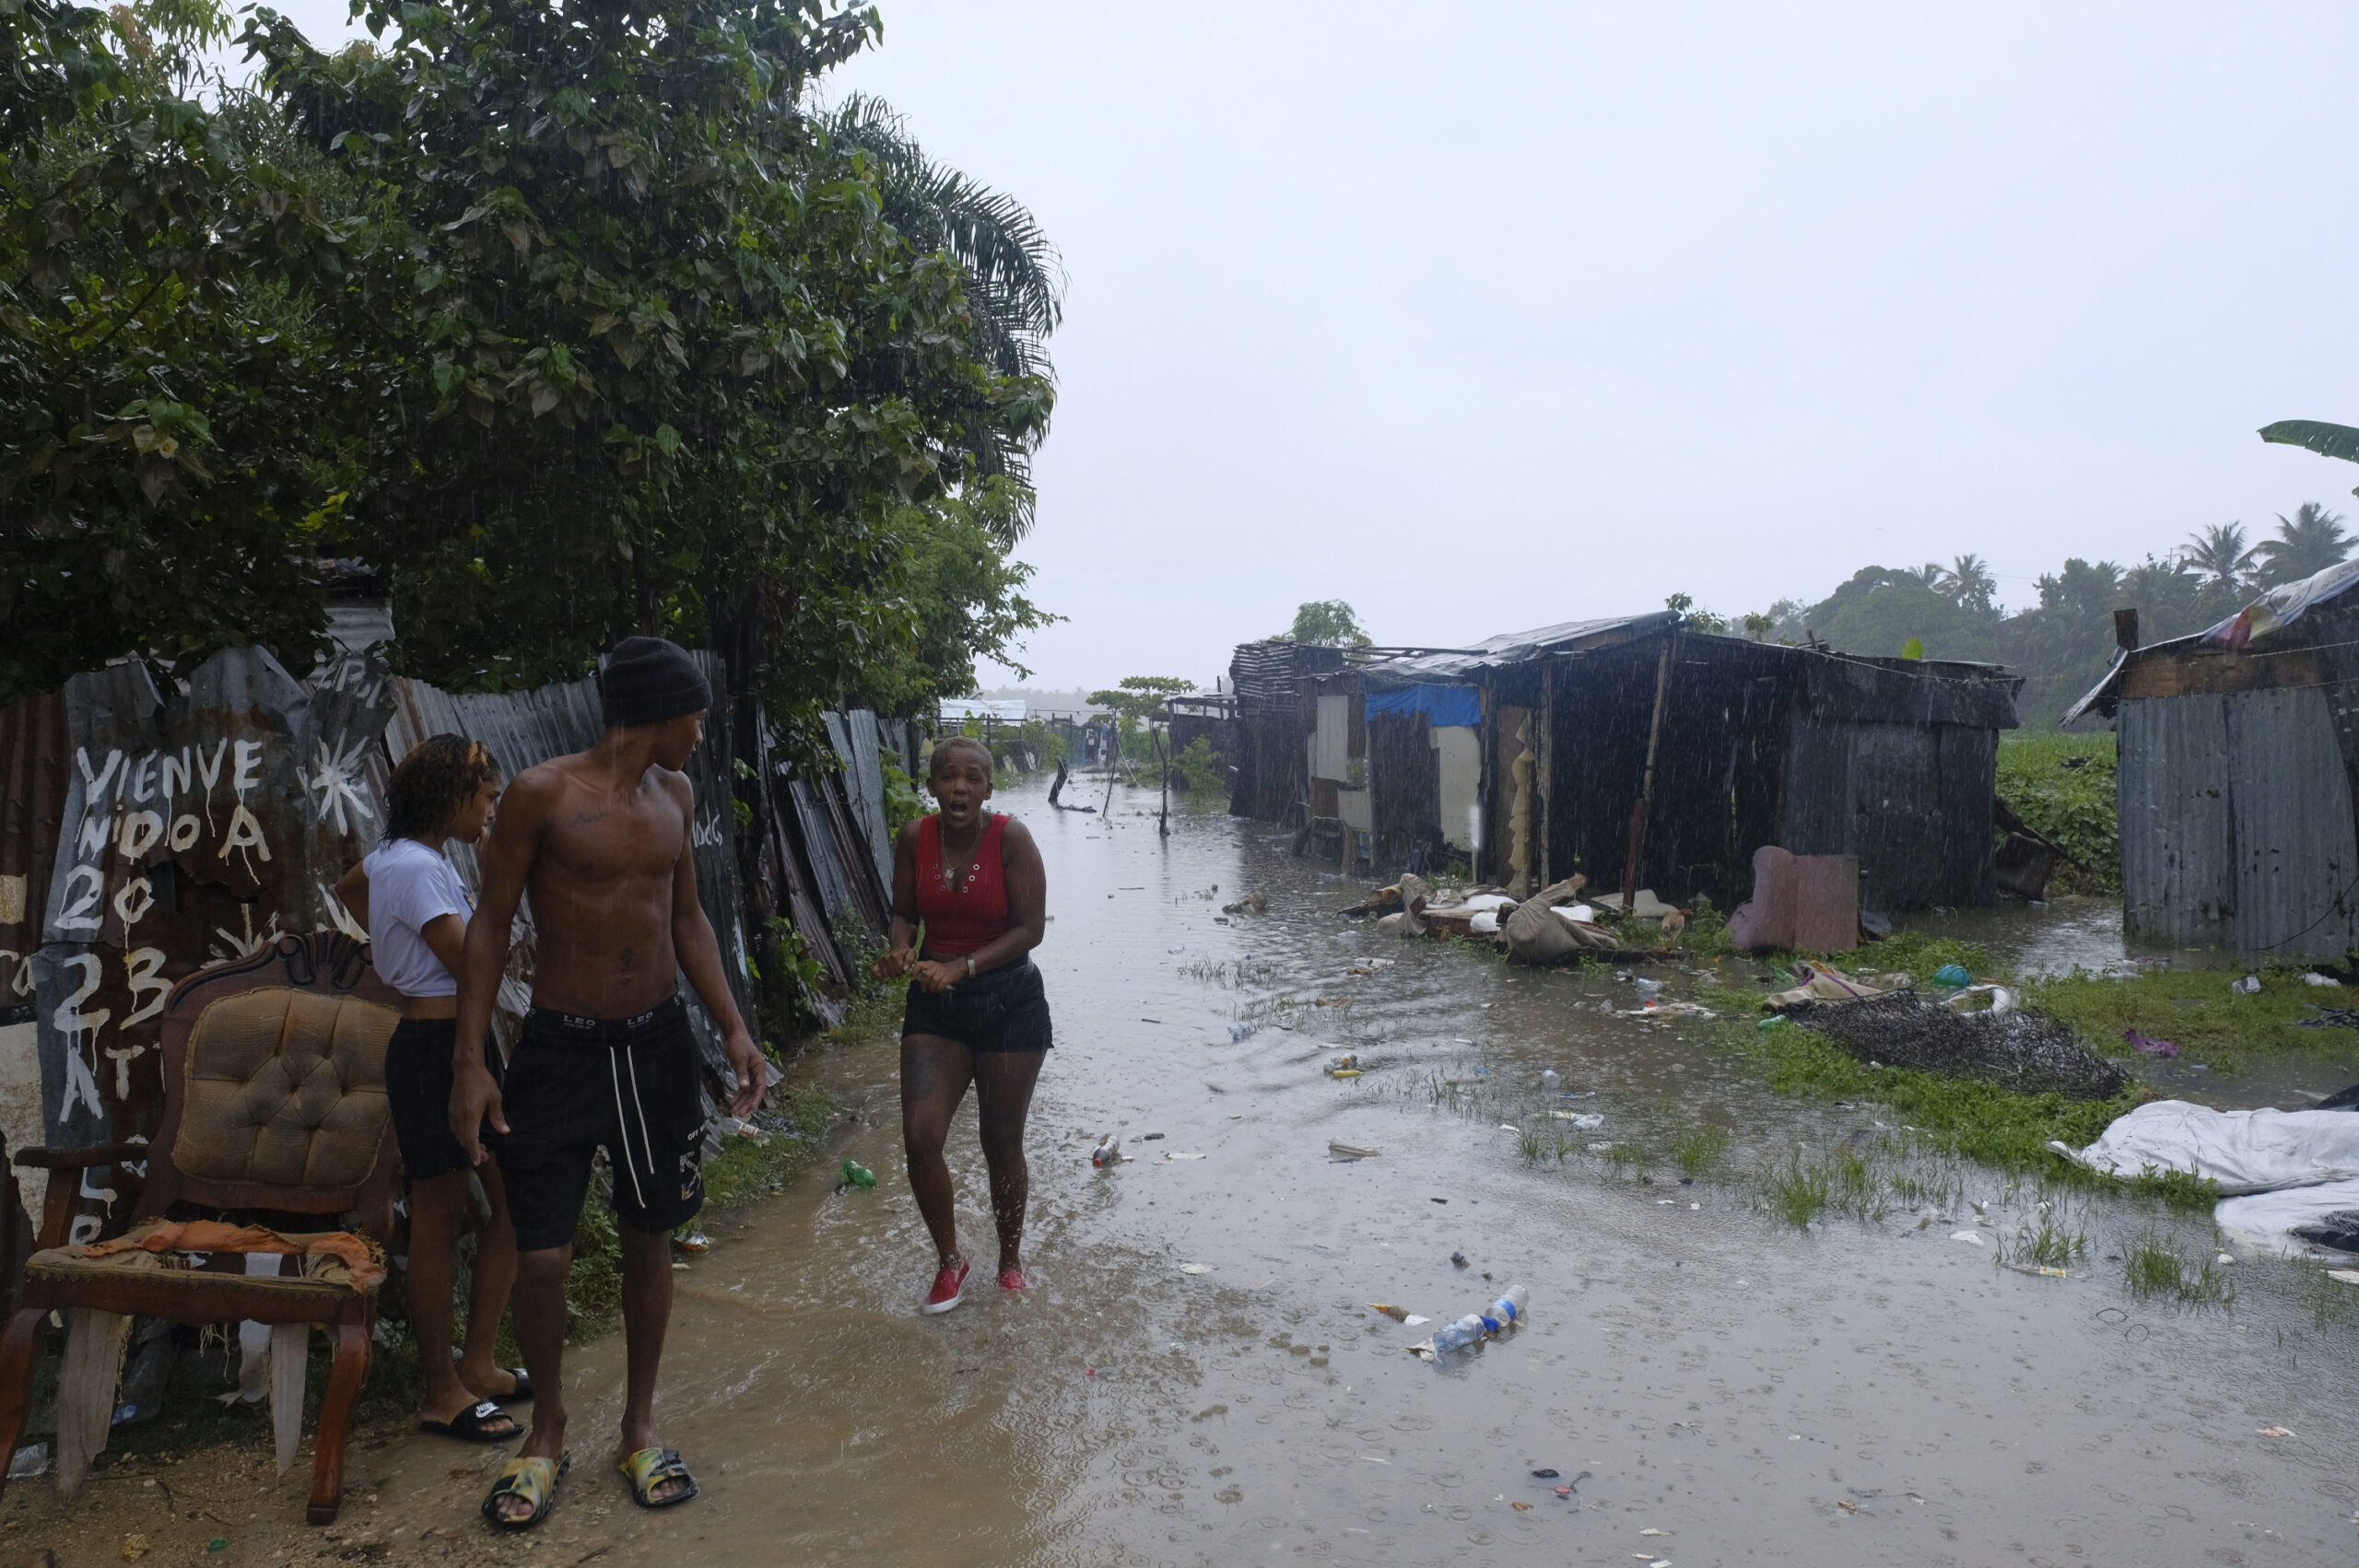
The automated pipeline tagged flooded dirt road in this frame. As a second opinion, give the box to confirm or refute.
[24,778,2359,1565]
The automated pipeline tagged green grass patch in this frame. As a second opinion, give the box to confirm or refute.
[2119,1227,2234,1308]
[2028,965,2359,1075]
[1705,980,2130,1171]
[1672,1124,1731,1180]
[1997,731,2118,891]
[1760,1151,1831,1228]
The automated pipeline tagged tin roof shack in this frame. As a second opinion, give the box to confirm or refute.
[2066,560,2359,961]
[1227,641,1347,824]
[1346,617,2019,910]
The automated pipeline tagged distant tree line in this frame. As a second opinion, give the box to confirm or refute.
[1688,506,2353,729]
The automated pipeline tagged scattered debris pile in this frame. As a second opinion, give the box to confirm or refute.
[1789,989,2129,1100]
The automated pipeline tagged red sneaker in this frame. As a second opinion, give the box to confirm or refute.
[922,1258,970,1314]
[997,1266,1028,1293]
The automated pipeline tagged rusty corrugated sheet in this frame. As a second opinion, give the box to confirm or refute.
[0,689,68,1019]
[2118,687,2359,959]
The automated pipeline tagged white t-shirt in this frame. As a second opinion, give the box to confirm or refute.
[361,837,472,998]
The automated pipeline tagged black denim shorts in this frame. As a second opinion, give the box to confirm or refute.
[385,1017,502,1181]
[495,997,706,1252]
[902,959,1052,1053]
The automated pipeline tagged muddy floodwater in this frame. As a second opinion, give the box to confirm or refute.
[22,778,2359,1566]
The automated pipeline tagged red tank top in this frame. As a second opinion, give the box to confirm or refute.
[914,813,1011,956]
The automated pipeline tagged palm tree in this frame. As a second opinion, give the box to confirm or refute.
[2252,501,2353,586]
[820,94,1065,543]
[2180,522,2257,593]
[1934,554,1997,613]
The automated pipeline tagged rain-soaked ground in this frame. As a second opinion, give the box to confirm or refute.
[18,777,2359,1566]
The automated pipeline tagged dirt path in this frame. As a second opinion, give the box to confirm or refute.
[13,778,2359,1565]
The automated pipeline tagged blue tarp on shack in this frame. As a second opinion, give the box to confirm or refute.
[1365,685,1481,728]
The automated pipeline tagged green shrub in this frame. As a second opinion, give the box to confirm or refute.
[1173,735,1225,795]
[1997,732,2118,891]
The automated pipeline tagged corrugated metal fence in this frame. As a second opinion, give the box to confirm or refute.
[0,647,900,1241]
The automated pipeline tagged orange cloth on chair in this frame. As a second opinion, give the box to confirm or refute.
[74,1220,387,1290]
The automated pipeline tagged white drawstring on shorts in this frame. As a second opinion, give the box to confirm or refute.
[608,1049,649,1209]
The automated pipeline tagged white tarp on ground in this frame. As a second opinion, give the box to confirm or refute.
[2214,1177,2359,1258]
[2049,1099,2359,1194]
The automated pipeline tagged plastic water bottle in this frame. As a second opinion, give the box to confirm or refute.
[1634,978,1663,1007]
[1431,1313,1489,1352]
[1092,1135,1121,1167]
[1539,1069,1561,1092]
[1480,1284,1528,1332]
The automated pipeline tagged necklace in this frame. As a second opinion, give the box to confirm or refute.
[934,815,986,893]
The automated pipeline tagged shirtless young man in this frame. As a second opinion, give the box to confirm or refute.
[449,637,766,1529]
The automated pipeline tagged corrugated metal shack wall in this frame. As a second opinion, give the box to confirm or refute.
[1524,634,1786,906]
[1227,643,1342,822]
[384,654,758,1098]
[28,648,396,1239]
[1777,653,2018,911]
[1367,711,1438,867]
[2118,687,2359,959]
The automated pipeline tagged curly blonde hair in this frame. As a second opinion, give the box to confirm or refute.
[384,734,498,841]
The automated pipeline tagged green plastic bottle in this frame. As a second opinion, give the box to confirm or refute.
[839,1159,877,1189]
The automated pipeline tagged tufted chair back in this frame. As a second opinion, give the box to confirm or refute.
[140,935,404,1238]
[173,989,394,1189]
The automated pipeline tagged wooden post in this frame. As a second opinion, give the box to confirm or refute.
[1538,659,1555,888]
[1157,708,1171,838]
[1622,633,1676,911]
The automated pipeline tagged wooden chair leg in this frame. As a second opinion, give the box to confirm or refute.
[306,1321,371,1526]
[0,1306,49,1513]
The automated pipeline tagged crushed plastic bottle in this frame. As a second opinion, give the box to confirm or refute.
[1430,1313,1489,1352]
[1091,1135,1121,1167]
[1427,1284,1530,1353]
[839,1159,877,1189]
[2233,974,2262,995]
[1634,978,1663,1007]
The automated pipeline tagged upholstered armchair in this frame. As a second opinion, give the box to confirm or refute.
[0,934,401,1524]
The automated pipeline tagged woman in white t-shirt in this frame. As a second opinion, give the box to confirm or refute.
[336,735,527,1443]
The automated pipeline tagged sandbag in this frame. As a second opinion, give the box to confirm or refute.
[1505,877,1618,964]
[2050,1099,2359,1194]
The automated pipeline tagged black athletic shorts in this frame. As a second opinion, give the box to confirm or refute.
[496,996,707,1253]
[902,958,1052,1053]
[385,1017,503,1181]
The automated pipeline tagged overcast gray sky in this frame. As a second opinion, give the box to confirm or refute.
[250,1,2359,692]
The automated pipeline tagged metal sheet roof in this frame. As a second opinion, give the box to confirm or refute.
[1358,613,1678,688]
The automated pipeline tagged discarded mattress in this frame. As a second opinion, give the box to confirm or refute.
[1727,846,1860,954]
[2051,1100,2359,1194]
[2214,1177,2359,1258]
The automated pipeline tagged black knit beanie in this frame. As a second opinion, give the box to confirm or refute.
[601,637,711,728]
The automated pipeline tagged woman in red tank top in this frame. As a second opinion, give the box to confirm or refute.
[874,735,1050,1314]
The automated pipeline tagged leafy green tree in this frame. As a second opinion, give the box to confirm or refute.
[2254,501,2351,586]
[1803,566,2000,661]
[0,0,349,700]
[244,0,1051,745]
[1282,599,1370,646]
[817,93,1062,529]
[846,479,1061,718]
[2179,521,2257,593]
[1934,554,1997,613]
